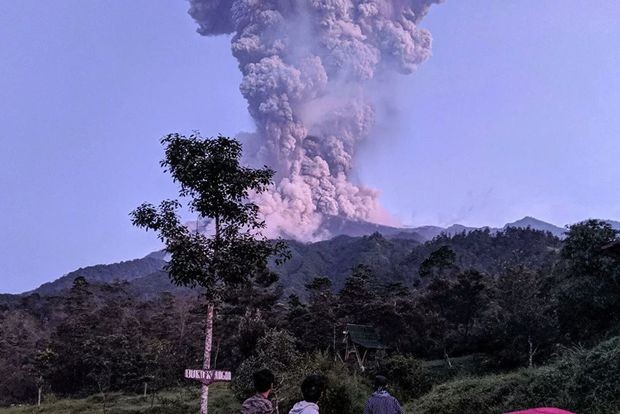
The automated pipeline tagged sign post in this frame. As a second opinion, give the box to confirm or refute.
[184,369,232,385]
[186,303,233,414]
[184,368,232,412]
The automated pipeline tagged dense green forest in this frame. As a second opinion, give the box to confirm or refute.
[1,220,619,413]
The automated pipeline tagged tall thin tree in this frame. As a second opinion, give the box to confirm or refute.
[131,133,288,414]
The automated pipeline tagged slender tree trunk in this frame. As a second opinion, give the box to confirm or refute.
[144,382,148,397]
[333,324,336,362]
[528,335,534,368]
[178,301,188,348]
[443,346,453,369]
[200,215,220,414]
[99,385,107,414]
[200,303,214,414]
[213,338,221,369]
[37,386,42,406]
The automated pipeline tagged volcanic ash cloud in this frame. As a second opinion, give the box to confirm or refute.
[188,0,440,239]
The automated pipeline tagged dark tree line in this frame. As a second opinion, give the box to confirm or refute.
[1,221,619,406]
[3,135,619,411]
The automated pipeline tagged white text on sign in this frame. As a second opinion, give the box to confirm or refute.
[184,369,232,382]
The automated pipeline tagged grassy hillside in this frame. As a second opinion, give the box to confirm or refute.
[0,384,238,414]
[5,336,620,414]
[407,335,620,414]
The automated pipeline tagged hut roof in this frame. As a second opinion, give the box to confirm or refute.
[345,324,385,349]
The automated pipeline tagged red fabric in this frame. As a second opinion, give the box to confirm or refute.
[504,409,574,414]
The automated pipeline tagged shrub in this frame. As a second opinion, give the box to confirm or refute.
[373,354,435,401]
[556,337,620,413]
[231,329,302,403]
[409,336,620,414]
[233,332,370,414]
[300,353,370,414]
[0,370,37,406]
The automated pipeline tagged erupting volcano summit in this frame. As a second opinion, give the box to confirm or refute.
[189,1,441,239]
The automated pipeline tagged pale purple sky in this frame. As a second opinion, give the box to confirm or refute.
[1,1,619,293]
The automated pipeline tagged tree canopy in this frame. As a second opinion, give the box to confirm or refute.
[130,133,288,298]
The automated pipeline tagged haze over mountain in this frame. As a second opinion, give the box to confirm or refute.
[321,215,567,240]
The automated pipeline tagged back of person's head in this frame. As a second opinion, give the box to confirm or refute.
[253,369,274,393]
[374,375,388,391]
[301,374,325,403]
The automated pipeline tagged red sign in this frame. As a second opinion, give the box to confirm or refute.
[184,369,232,385]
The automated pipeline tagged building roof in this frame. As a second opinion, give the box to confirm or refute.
[345,324,385,349]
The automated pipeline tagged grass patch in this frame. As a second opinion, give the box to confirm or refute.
[4,337,619,414]
[407,336,620,414]
[0,384,239,414]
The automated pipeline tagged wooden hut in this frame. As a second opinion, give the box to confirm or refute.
[342,324,386,371]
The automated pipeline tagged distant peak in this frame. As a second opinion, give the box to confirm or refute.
[504,216,566,237]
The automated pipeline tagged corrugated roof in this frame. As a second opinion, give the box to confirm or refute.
[346,324,385,349]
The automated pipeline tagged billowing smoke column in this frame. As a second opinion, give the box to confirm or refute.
[188,0,440,239]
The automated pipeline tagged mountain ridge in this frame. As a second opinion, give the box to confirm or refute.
[3,216,618,297]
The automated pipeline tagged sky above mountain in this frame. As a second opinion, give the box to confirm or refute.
[1,0,619,293]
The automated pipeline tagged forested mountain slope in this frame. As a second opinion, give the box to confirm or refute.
[276,227,561,294]
[2,227,562,302]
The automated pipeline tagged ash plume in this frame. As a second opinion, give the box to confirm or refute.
[188,0,440,239]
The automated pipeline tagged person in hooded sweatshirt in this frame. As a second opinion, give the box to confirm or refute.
[364,375,403,414]
[288,374,325,414]
[241,369,276,414]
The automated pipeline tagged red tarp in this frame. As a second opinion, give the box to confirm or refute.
[505,409,574,414]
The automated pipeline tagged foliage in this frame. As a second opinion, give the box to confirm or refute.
[27,256,167,297]
[0,385,237,414]
[231,329,302,403]
[234,344,369,414]
[274,227,561,298]
[410,335,620,414]
[554,337,620,413]
[409,368,551,414]
[373,354,435,402]
[303,277,338,351]
[300,353,370,414]
[3,223,620,412]
[419,245,457,279]
[130,133,288,297]
[554,220,620,341]
[337,264,377,324]
[4,334,620,414]
[408,227,561,281]
[482,266,558,368]
[129,133,289,414]
[277,233,420,294]
[415,268,491,360]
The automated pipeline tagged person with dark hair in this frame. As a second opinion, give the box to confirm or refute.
[288,374,326,414]
[364,375,403,414]
[241,369,276,414]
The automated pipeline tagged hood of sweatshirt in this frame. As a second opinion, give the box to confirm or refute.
[289,401,319,414]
